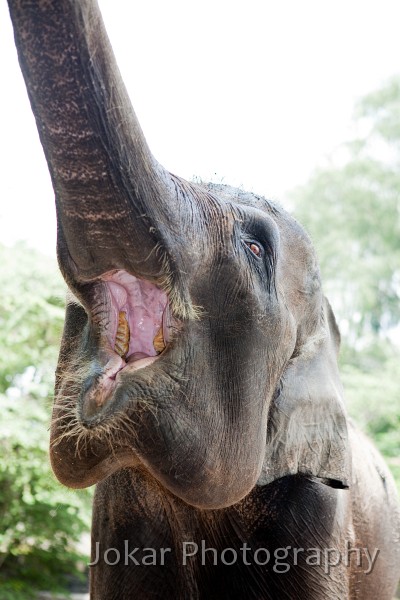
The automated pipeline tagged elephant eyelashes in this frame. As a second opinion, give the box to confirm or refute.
[241,227,277,296]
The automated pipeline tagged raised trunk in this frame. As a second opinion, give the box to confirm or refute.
[8,0,176,285]
[9,0,214,500]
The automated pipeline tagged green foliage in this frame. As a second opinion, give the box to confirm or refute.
[292,76,400,341]
[357,77,400,146]
[291,76,400,488]
[342,355,400,454]
[0,243,65,396]
[342,353,400,495]
[0,243,91,597]
[0,394,90,595]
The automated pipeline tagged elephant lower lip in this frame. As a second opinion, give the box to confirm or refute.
[128,351,153,362]
[124,355,159,372]
[106,352,159,378]
[81,353,161,421]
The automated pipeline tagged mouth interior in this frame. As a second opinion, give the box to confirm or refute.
[102,270,170,366]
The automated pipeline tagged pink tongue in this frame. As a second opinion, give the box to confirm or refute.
[126,278,167,358]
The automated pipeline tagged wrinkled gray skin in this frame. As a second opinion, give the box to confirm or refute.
[8,1,400,598]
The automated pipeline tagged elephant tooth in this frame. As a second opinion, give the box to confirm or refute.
[115,311,130,358]
[153,326,166,354]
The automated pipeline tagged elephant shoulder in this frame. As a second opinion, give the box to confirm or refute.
[349,421,399,511]
[347,423,400,598]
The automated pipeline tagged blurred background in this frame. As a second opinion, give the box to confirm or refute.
[1,1,399,597]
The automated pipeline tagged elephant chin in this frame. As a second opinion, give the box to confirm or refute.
[49,437,141,489]
[48,269,183,487]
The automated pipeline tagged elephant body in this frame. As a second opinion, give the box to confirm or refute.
[89,423,399,599]
[7,1,400,598]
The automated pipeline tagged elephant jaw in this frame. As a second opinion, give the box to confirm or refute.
[81,269,175,419]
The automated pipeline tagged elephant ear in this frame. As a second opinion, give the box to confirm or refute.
[258,297,350,489]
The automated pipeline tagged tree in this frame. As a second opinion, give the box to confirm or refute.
[292,76,400,344]
[291,77,400,487]
[0,243,65,396]
[0,243,91,599]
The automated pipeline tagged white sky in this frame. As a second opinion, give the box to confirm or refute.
[1,0,400,257]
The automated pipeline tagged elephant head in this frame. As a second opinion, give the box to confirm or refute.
[8,0,349,509]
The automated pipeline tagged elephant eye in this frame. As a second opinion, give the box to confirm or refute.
[245,241,262,257]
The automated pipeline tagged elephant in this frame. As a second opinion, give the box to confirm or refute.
[7,1,400,598]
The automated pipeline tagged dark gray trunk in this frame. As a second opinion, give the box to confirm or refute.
[8,0,176,284]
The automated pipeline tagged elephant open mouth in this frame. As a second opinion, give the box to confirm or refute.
[81,269,177,419]
[101,270,172,367]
